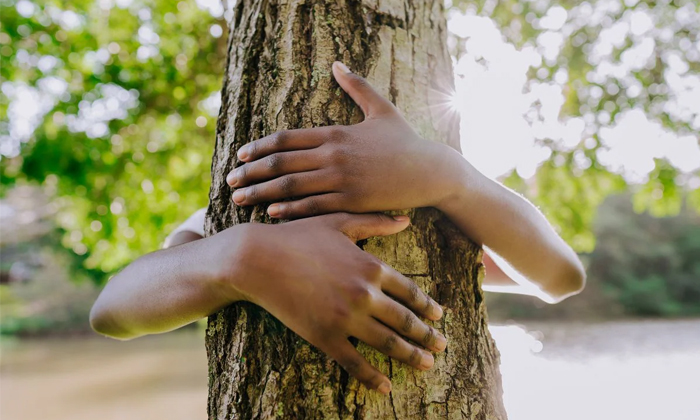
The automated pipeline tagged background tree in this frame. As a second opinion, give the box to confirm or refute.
[2,0,698,281]
[203,0,505,418]
[1,0,227,280]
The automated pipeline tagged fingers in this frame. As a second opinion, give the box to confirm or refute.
[332,61,396,118]
[227,150,321,188]
[355,318,435,371]
[267,193,344,219]
[237,128,328,163]
[231,170,333,207]
[382,267,444,323]
[335,213,410,242]
[326,339,392,395]
[373,295,446,353]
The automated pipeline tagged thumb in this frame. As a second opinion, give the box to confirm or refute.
[336,213,410,242]
[332,61,395,118]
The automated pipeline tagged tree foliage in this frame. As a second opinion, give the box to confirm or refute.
[2,0,225,279]
[2,0,699,281]
[450,0,700,251]
[589,195,700,316]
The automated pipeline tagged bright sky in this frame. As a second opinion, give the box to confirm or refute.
[447,6,700,183]
[3,0,700,187]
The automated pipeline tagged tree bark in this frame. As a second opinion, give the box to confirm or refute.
[205,1,506,418]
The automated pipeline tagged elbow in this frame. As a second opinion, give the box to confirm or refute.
[88,303,116,338]
[89,301,136,341]
[542,259,587,304]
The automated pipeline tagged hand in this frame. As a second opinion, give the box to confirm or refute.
[226,61,464,219]
[225,213,446,394]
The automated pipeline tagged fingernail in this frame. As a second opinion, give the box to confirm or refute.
[433,302,443,319]
[392,215,409,222]
[232,189,245,204]
[267,203,281,217]
[420,352,434,370]
[237,147,249,161]
[377,382,391,395]
[226,171,236,186]
[334,61,351,74]
[435,333,447,352]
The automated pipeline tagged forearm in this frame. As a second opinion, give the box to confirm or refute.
[90,227,246,339]
[438,150,585,302]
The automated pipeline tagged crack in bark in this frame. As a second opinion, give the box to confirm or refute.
[389,38,398,105]
[388,361,399,420]
[367,9,406,30]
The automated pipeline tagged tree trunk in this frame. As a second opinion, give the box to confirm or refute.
[204,1,506,419]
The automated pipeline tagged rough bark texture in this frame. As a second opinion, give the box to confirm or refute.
[204,1,506,418]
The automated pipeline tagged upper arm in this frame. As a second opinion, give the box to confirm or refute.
[166,231,204,248]
[163,208,207,248]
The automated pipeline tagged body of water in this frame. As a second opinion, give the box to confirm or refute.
[2,319,699,420]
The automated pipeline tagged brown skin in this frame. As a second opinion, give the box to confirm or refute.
[92,61,585,395]
[229,62,586,303]
[91,213,444,394]
[228,63,453,216]
[231,213,445,395]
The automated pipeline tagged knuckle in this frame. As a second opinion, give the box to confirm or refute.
[327,125,348,142]
[248,141,258,159]
[330,146,350,165]
[349,284,373,308]
[401,311,416,334]
[320,145,336,163]
[271,131,288,147]
[338,356,362,377]
[329,212,352,233]
[235,165,247,183]
[352,75,369,89]
[278,175,296,195]
[380,333,399,354]
[373,212,388,226]
[422,326,436,348]
[362,259,385,283]
[305,197,321,216]
[247,185,259,202]
[422,294,433,314]
[407,281,421,306]
[266,154,282,171]
[408,347,422,366]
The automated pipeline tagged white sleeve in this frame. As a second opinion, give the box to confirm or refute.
[163,208,207,248]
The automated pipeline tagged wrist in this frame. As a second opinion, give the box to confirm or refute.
[211,223,256,303]
[431,143,474,211]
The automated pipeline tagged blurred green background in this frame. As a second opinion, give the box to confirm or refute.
[2,0,699,331]
[1,1,699,420]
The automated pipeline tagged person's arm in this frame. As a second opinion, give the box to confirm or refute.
[480,250,561,301]
[89,229,236,339]
[436,157,585,303]
[226,61,585,303]
[90,213,446,394]
[166,230,203,247]
[162,207,206,248]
